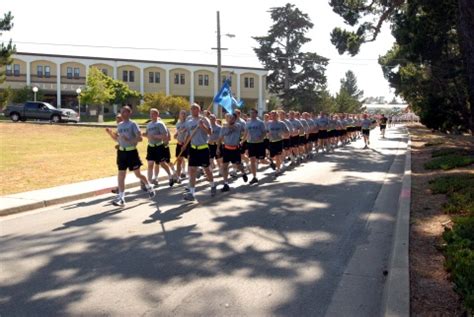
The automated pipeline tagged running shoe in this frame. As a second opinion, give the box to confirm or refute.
[249,177,259,185]
[112,197,125,207]
[183,192,195,201]
[242,173,248,182]
[221,184,230,192]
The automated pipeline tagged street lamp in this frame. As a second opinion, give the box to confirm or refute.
[76,87,82,120]
[32,86,38,102]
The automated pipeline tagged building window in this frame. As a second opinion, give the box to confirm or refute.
[67,67,73,79]
[14,64,20,76]
[129,70,135,82]
[122,70,128,82]
[6,64,12,76]
[101,68,108,76]
[37,65,43,78]
[149,71,160,84]
[174,73,185,85]
[244,77,255,88]
[198,74,210,86]
[44,66,51,78]
[74,68,80,79]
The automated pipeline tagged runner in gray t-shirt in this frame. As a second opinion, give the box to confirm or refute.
[107,105,155,207]
[182,104,216,201]
[216,113,248,192]
[143,108,177,188]
[266,111,289,176]
[174,110,189,181]
[361,113,374,149]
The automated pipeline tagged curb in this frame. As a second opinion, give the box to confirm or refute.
[382,131,411,316]
[0,181,143,217]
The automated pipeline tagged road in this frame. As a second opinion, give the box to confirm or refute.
[0,125,408,316]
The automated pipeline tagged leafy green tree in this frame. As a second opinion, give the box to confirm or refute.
[253,3,328,109]
[329,0,474,132]
[315,87,337,113]
[1,12,15,84]
[379,0,471,132]
[11,85,44,103]
[140,93,190,122]
[80,67,114,119]
[103,72,141,106]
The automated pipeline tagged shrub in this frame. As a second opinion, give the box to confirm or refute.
[424,154,474,170]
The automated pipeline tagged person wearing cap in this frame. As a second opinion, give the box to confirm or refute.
[107,105,155,207]
[182,103,217,201]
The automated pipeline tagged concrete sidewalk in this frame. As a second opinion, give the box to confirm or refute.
[0,174,146,216]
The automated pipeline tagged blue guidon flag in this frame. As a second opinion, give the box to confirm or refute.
[213,79,243,114]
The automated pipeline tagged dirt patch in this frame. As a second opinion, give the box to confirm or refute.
[408,123,473,316]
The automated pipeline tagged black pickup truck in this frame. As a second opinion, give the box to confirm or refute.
[3,101,79,123]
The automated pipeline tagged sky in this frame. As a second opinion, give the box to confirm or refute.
[2,0,397,100]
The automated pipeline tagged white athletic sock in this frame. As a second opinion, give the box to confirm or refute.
[189,187,195,194]
[210,182,215,187]
[119,192,125,199]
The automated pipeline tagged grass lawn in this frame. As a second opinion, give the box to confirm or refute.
[0,122,177,195]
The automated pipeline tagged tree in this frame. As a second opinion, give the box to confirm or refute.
[334,71,363,113]
[103,73,141,106]
[80,67,114,120]
[315,87,337,113]
[378,0,471,132]
[139,93,190,122]
[329,0,474,132]
[340,70,363,100]
[1,12,15,84]
[253,3,328,109]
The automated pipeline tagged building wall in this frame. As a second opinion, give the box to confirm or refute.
[169,68,191,97]
[1,53,267,113]
[144,66,166,94]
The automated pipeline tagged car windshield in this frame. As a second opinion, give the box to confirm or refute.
[43,103,56,110]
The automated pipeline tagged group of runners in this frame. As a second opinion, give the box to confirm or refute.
[106,104,387,206]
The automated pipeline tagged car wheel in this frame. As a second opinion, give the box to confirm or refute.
[10,113,20,122]
[51,115,60,123]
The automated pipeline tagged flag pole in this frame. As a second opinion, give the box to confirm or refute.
[172,100,214,166]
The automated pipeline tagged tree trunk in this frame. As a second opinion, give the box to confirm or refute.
[457,0,474,133]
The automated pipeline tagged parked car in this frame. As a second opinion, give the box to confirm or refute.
[3,101,79,123]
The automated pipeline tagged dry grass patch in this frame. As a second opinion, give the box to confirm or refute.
[0,122,177,195]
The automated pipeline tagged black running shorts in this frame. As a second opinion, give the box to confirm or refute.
[269,140,283,157]
[117,149,142,171]
[146,144,171,163]
[188,146,210,167]
[247,142,266,159]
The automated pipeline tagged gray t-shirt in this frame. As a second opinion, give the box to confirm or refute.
[209,123,221,143]
[117,120,141,148]
[220,123,244,146]
[361,119,373,129]
[318,117,329,129]
[146,120,168,145]
[283,119,293,136]
[300,119,310,134]
[175,120,188,144]
[245,118,266,143]
[267,120,289,141]
[289,119,304,135]
[185,116,212,146]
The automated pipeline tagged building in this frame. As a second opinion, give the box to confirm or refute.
[1,52,268,115]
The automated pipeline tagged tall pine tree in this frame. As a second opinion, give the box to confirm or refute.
[253,3,328,110]
[1,12,15,84]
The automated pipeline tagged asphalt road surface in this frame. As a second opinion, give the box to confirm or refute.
[0,126,408,316]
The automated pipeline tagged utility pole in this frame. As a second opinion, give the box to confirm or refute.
[212,11,234,116]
